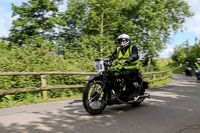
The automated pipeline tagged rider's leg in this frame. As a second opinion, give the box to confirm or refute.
[121,69,138,95]
[195,72,200,80]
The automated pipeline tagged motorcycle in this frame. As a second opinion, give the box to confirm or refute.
[184,67,192,77]
[82,58,150,115]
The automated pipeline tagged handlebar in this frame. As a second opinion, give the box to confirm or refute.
[102,57,110,62]
[113,61,128,66]
[95,58,127,67]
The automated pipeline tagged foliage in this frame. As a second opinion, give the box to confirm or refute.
[61,0,193,58]
[0,40,173,107]
[4,0,193,62]
[171,38,200,66]
[6,0,63,47]
[0,40,93,105]
[0,0,194,107]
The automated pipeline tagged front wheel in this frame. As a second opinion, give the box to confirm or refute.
[82,80,107,115]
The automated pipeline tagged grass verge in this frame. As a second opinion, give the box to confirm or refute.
[149,78,172,88]
[0,93,82,108]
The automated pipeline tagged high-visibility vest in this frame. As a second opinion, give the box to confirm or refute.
[116,45,138,69]
[195,62,200,68]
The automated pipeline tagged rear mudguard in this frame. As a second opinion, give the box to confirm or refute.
[87,75,102,82]
[142,81,148,89]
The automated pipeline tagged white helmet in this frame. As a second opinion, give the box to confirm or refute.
[196,58,200,61]
[117,34,131,47]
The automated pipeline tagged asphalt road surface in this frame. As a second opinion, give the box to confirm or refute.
[0,74,200,133]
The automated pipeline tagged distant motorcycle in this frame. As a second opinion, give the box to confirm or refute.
[185,67,192,77]
[82,58,150,115]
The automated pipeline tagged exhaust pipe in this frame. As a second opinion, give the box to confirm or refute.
[112,90,150,104]
[134,93,150,102]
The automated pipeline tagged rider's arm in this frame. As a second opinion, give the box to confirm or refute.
[193,64,197,70]
[107,49,118,61]
[194,64,197,68]
[127,46,139,62]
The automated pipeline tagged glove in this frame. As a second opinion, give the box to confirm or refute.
[124,60,130,65]
[103,57,111,62]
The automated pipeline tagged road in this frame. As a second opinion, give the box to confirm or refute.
[0,74,200,133]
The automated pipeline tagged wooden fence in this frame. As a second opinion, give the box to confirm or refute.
[0,71,170,96]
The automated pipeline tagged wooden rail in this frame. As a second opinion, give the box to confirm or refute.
[0,71,170,96]
[0,72,97,76]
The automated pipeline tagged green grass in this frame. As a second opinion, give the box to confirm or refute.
[0,93,82,108]
[155,58,173,69]
[149,78,172,88]
[172,66,184,74]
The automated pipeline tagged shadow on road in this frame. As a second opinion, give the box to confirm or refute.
[0,101,147,133]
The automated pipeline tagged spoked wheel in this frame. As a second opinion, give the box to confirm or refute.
[83,80,107,115]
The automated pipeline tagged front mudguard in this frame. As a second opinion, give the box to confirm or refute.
[87,75,102,82]
[86,75,110,105]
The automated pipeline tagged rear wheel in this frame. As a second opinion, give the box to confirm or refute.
[83,80,107,115]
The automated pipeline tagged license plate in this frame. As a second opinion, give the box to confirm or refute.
[95,60,104,72]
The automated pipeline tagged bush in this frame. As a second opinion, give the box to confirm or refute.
[0,41,95,106]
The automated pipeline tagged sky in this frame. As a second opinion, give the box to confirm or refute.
[160,0,200,58]
[0,0,200,58]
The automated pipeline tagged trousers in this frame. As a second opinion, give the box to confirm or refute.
[120,68,141,93]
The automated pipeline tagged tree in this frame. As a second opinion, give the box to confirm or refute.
[171,39,200,66]
[60,0,122,56]
[61,0,193,69]
[171,41,190,65]
[6,0,193,68]
[7,0,63,47]
[126,0,193,71]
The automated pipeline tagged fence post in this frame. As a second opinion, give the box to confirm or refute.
[163,71,165,78]
[161,71,164,79]
[41,75,47,98]
[166,71,169,78]
[153,73,156,84]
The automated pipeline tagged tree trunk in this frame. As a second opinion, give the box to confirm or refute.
[100,12,104,55]
[147,53,152,72]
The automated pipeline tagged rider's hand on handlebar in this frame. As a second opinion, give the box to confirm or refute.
[114,61,126,66]
[124,60,130,65]
[103,57,111,62]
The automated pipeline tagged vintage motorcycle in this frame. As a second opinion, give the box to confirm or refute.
[82,58,150,115]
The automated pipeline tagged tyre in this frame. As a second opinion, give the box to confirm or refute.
[82,80,107,115]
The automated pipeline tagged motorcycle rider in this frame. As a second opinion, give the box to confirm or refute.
[104,34,141,99]
[184,61,192,77]
[194,58,200,80]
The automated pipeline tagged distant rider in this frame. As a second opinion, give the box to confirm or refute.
[184,61,192,77]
